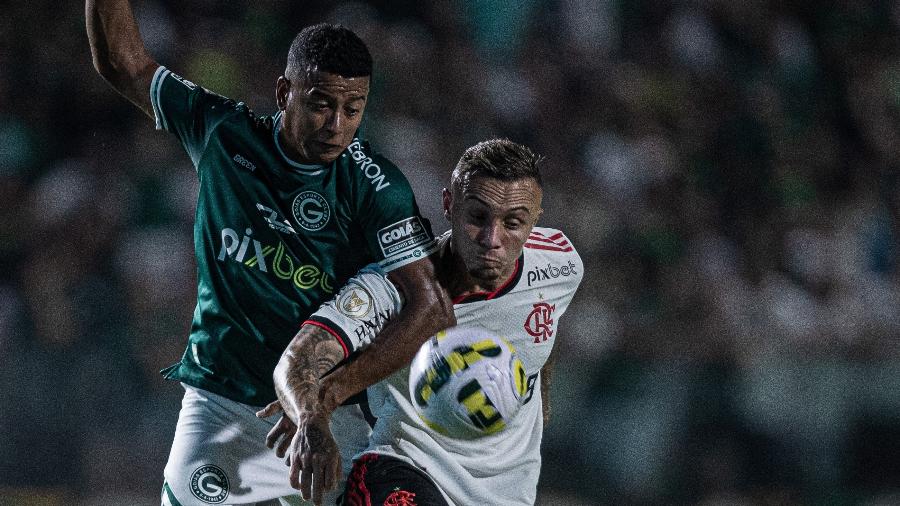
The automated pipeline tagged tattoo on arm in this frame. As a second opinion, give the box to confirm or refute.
[275,325,345,422]
[304,424,326,447]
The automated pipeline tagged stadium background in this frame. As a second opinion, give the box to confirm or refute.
[2,0,900,504]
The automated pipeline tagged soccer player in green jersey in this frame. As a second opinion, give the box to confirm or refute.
[86,1,454,504]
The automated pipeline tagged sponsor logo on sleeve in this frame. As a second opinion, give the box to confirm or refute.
[189,465,229,503]
[170,73,198,91]
[292,191,331,231]
[338,284,373,319]
[377,217,430,258]
[352,308,393,343]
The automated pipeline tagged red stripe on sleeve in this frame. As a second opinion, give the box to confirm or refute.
[524,243,574,252]
[529,232,569,247]
[302,320,350,358]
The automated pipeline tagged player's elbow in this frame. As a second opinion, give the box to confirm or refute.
[92,55,143,90]
[91,55,118,84]
[88,41,155,93]
[90,50,131,94]
[88,40,113,77]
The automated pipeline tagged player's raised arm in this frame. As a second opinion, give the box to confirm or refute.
[86,0,158,118]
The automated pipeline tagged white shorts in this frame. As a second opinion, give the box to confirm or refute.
[162,384,372,506]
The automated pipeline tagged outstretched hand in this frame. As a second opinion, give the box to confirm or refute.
[256,400,342,505]
[257,401,297,460]
[292,412,342,504]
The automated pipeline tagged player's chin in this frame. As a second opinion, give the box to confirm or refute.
[312,151,342,164]
[310,143,347,164]
[469,265,503,282]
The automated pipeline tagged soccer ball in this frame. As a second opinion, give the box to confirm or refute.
[408,326,528,439]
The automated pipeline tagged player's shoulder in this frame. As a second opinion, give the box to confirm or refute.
[523,227,583,284]
[202,89,268,131]
[525,227,579,257]
[344,137,412,194]
[159,67,265,127]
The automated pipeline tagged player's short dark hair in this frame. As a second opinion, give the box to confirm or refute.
[451,139,543,190]
[286,23,373,80]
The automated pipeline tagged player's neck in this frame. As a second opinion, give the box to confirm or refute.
[277,129,320,167]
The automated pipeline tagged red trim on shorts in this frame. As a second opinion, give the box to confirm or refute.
[346,454,378,506]
[302,319,350,358]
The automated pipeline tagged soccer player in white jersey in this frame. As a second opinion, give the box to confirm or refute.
[261,139,583,505]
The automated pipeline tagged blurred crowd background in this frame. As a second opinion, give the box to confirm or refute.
[2,0,900,504]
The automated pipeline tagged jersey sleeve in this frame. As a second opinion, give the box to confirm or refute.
[305,264,404,357]
[525,227,585,308]
[349,141,439,272]
[149,66,242,168]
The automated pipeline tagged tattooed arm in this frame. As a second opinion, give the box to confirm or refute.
[271,324,345,503]
[273,324,345,428]
[263,264,411,503]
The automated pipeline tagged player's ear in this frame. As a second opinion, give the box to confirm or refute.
[442,188,452,221]
[276,76,289,110]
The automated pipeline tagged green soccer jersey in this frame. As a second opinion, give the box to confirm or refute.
[149,66,437,406]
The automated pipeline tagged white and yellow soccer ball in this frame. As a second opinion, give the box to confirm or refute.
[408,326,528,439]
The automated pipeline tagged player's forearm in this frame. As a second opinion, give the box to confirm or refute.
[273,325,346,423]
[540,367,552,426]
[540,345,559,426]
[86,0,156,115]
[319,292,455,412]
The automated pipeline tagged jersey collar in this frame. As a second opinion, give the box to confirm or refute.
[272,111,327,176]
[451,253,525,305]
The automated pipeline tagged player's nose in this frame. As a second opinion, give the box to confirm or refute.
[324,110,343,134]
[477,223,503,249]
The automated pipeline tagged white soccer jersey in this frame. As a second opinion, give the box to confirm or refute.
[309,227,583,505]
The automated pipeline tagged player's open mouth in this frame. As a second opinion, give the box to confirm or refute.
[477,255,502,265]
[315,141,342,151]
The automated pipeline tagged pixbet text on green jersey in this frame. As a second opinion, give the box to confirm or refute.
[150,67,437,406]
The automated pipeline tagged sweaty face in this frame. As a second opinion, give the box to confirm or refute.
[445,176,543,288]
[276,70,369,165]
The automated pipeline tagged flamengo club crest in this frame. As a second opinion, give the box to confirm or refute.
[524,302,555,343]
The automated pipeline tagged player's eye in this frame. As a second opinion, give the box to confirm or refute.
[345,107,360,117]
[505,220,522,230]
[308,101,329,111]
[468,211,486,224]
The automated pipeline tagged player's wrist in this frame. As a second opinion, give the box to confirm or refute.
[279,379,319,416]
[317,375,344,415]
